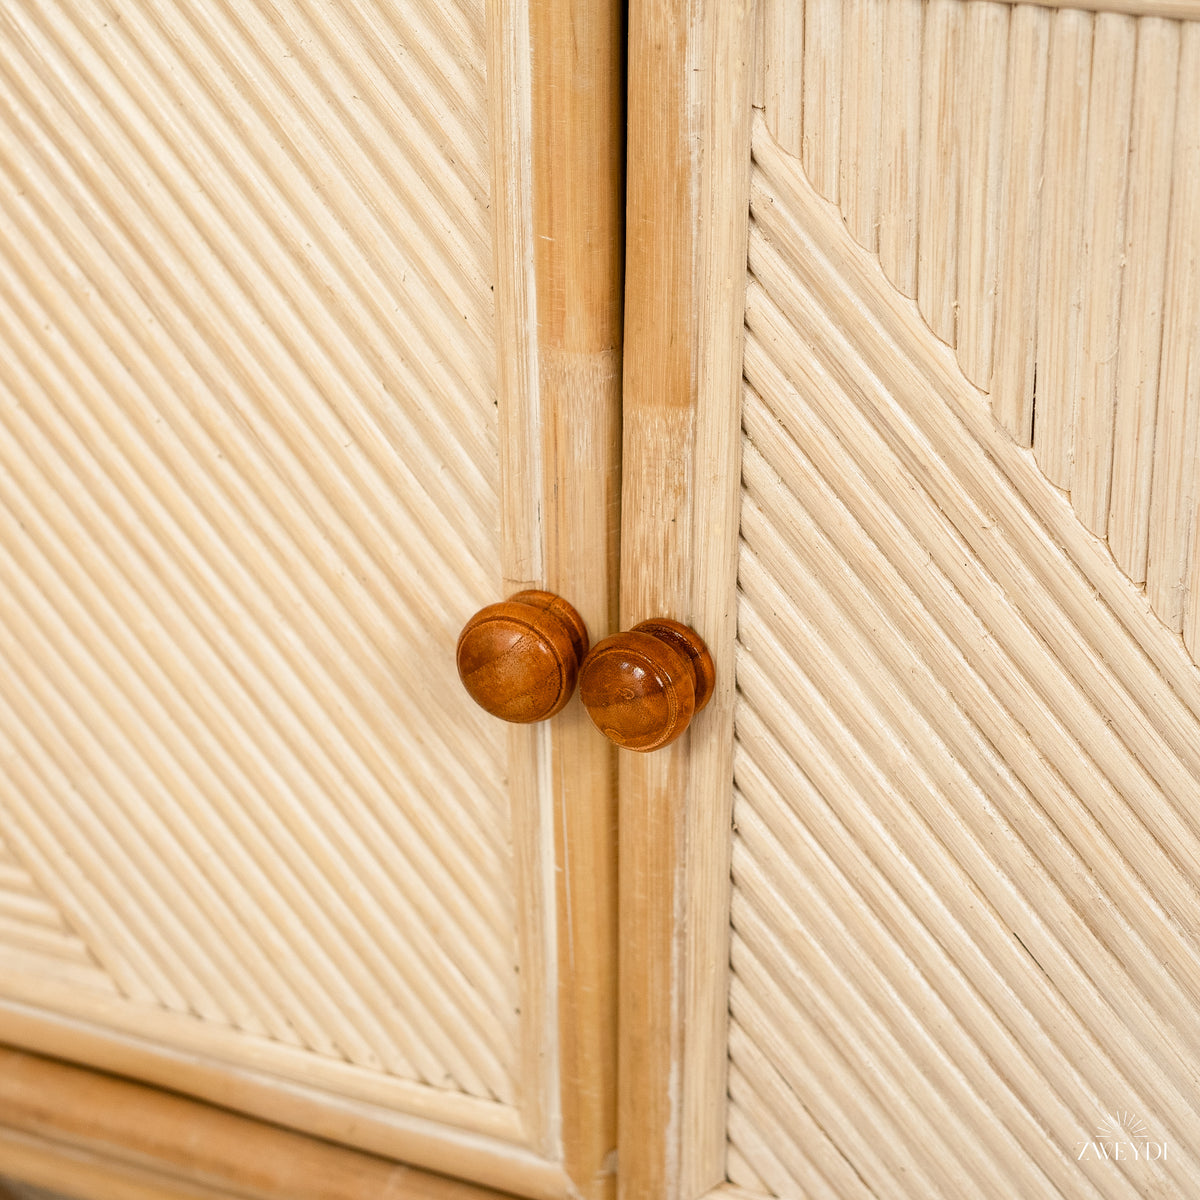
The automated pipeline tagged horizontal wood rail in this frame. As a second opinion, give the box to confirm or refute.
[0,1046,520,1200]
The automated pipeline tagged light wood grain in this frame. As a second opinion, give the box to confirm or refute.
[838,0,883,252]
[496,0,623,1191]
[1107,17,1179,583]
[761,116,1200,757]
[754,130,1200,843]
[1073,11,1136,536]
[877,0,922,298]
[1034,7,1094,489]
[1147,22,1200,635]
[1003,0,1200,14]
[0,995,578,1195]
[992,2,1050,445]
[738,370,1200,1067]
[761,0,802,159]
[621,0,756,1196]
[488,0,561,1163]
[0,1047,529,1200]
[0,0,620,1192]
[801,0,842,202]
[917,0,964,346]
[0,835,107,990]
[0,0,521,1102]
[621,0,697,1193]
[955,1,1008,389]
[528,2,623,1193]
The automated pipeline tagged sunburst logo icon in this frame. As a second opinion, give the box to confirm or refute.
[1094,1112,1150,1142]
[1077,1109,1166,1164]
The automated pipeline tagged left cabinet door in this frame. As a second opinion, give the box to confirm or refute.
[0,3,621,1198]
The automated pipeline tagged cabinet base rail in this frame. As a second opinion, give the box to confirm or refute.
[0,1047,524,1200]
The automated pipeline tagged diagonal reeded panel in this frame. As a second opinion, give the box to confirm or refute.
[726,124,1200,1199]
[0,0,517,1113]
[757,0,1200,662]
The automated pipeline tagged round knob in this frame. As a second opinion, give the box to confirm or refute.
[579,618,715,751]
[456,591,589,723]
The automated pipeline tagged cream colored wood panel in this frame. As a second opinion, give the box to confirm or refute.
[723,118,1200,1200]
[0,1,609,1194]
[758,0,1200,663]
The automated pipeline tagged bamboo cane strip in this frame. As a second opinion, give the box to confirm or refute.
[1147,24,1200,633]
[917,0,964,346]
[839,0,883,252]
[1032,8,1094,489]
[878,0,922,298]
[1073,12,1137,537]
[955,1,1009,391]
[801,0,842,202]
[1108,18,1179,583]
[762,0,802,159]
[992,3,1051,445]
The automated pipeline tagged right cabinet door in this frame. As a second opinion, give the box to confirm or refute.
[620,2,1200,1198]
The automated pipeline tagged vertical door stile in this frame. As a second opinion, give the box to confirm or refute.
[492,0,624,1195]
[620,1,757,1198]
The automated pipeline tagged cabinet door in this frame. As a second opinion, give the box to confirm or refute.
[621,1,1200,1198]
[0,2,620,1197]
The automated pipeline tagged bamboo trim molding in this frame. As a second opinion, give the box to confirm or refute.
[492,0,622,1192]
[0,1046,524,1200]
[619,0,755,1197]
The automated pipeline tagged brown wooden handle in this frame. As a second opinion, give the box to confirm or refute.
[578,618,715,751]
[456,591,589,723]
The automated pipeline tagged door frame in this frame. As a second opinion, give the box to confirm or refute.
[619,1,756,1197]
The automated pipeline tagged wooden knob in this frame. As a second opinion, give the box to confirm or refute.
[456,591,589,723]
[579,618,715,751]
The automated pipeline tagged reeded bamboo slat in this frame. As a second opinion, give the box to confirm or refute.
[800,0,841,202]
[738,387,1200,1033]
[725,121,1200,1197]
[877,0,922,298]
[917,0,963,345]
[992,2,1050,446]
[0,835,106,990]
[1108,17,1179,584]
[838,0,883,253]
[757,0,1200,668]
[1034,7,1094,491]
[761,0,802,159]
[519,0,623,1186]
[954,1,1008,388]
[1073,12,1136,536]
[1147,22,1200,633]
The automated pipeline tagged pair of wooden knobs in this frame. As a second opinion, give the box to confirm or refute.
[456,591,714,751]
